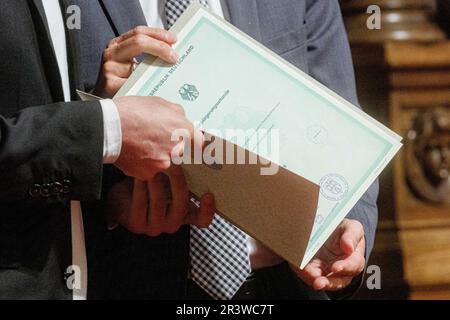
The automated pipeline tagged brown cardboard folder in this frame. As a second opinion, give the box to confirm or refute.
[182,135,319,268]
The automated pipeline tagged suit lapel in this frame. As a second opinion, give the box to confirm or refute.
[27,0,65,102]
[30,0,53,47]
[99,0,147,36]
[226,0,262,42]
[60,0,84,98]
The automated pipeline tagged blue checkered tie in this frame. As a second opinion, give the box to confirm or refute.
[165,0,209,28]
[190,214,251,300]
[165,0,251,300]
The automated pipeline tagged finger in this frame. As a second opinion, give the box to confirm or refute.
[331,255,365,276]
[126,179,149,234]
[112,26,177,46]
[103,60,136,78]
[318,276,354,292]
[292,261,324,287]
[332,240,366,275]
[186,193,215,228]
[101,76,128,96]
[165,166,189,233]
[147,173,169,236]
[312,276,330,291]
[340,220,364,256]
[110,35,179,64]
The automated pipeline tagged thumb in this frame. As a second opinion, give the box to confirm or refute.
[340,231,357,256]
[340,220,364,256]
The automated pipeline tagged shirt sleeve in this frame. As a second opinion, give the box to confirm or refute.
[100,99,122,164]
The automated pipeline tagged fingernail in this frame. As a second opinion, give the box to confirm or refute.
[335,266,343,273]
[170,50,179,63]
[316,282,326,290]
[167,32,177,42]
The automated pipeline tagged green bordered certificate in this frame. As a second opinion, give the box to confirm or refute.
[116,4,402,268]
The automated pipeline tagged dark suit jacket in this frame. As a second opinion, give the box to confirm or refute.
[0,0,378,299]
[77,0,379,300]
[0,0,182,300]
[0,0,105,299]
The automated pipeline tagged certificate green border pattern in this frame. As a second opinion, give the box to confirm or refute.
[137,17,393,248]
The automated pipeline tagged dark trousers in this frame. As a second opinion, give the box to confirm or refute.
[187,263,329,300]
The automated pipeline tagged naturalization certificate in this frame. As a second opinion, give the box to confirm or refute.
[116,4,402,268]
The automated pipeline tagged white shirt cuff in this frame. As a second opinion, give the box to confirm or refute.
[100,99,122,164]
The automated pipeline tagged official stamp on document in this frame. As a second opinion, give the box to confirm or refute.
[320,174,349,202]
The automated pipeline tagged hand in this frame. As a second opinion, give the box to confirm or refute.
[113,96,203,181]
[107,166,215,236]
[95,26,179,98]
[291,219,366,292]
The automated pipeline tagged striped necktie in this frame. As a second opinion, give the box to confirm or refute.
[164,0,252,300]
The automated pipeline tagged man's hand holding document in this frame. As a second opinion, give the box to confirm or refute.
[113,4,402,270]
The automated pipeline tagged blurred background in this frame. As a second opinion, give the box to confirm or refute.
[339,0,450,300]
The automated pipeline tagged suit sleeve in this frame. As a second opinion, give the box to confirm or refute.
[304,0,379,296]
[0,101,104,202]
